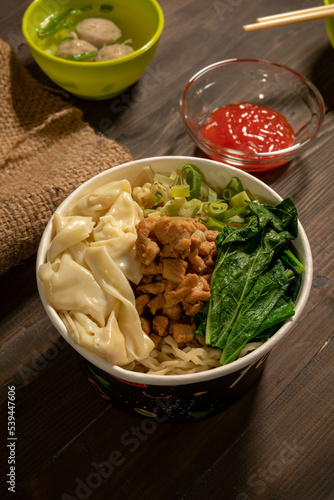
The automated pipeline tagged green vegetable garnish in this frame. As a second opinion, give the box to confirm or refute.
[38,6,92,37]
[163,198,187,216]
[100,4,114,12]
[67,51,97,61]
[171,185,190,198]
[202,202,247,221]
[208,187,218,201]
[205,197,299,364]
[61,36,74,43]
[179,199,202,218]
[223,176,243,200]
[180,164,202,200]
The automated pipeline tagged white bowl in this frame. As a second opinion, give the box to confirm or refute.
[36,156,313,421]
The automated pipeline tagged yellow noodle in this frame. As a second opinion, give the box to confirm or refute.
[126,335,222,375]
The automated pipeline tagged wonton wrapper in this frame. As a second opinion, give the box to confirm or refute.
[39,180,154,366]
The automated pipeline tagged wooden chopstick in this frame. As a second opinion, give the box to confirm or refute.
[243,4,334,32]
[257,4,334,22]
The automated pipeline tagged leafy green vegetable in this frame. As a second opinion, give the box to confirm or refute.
[280,246,304,300]
[38,6,92,37]
[67,50,97,61]
[205,197,300,364]
[219,261,294,364]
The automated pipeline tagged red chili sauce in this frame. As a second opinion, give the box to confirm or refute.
[201,102,295,154]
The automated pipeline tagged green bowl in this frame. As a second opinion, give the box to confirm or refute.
[22,0,164,99]
[324,0,334,48]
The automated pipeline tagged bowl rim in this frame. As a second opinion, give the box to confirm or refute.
[324,0,334,48]
[22,0,164,66]
[36,155,313,386]
[180,58,325,160]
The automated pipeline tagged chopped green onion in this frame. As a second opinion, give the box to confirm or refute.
[208,187,218,201]
[229,190,251,208]
[61,36,74,43]
[169,171,178,184]
[171,185,190,198]
[179,199,202,218]
[203,202,248,221]
[200,185,208,199]
[100,5,114,12]
[67,51,97,61]
[223,177,244,200]
[62,18,74,29]
[223,187,237,200]
[143,209,164,217]
[215,206,248,221]
[226,176,243,193]
[204,214,250,230]
[77,5,93,13]
[163,198,186,216]
[38,9,73,36]
[202,201,229,217]
[153,190,163,206]
[204,218,226,231]
[38,6,92,37]
[154,173,177,186]
[180,164,202,199]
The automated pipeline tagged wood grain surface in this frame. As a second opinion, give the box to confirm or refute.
[0,1,333,499]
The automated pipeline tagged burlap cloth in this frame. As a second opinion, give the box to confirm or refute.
[0,39,132,276]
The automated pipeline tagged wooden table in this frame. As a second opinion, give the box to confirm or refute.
[1,1,333,499]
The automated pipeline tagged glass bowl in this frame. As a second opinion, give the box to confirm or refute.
[180,59,325,172]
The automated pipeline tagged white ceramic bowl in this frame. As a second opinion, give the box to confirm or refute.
[36,156,313,421]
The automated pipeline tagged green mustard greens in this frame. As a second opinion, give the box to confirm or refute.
[202,197,303,365]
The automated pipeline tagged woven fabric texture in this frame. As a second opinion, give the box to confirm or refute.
[0,39,132,276]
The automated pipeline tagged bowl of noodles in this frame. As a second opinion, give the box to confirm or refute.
[36,156,312,421]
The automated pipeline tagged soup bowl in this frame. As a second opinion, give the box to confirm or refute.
[324,0,334,48]
[22,0,164,99]
[36,156,313,422]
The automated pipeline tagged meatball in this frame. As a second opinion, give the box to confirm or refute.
[76,18,122,48]
[95,43,134,62]
[55,39,97,60]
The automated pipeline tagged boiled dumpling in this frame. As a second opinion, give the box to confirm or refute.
[55,39,97,59]
[95,43,134,62]
[76,18,122,48]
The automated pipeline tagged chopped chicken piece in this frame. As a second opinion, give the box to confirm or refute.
[204,229,220,242]
[152,315,169,336]
[164,274,199,307]
[161,258,188,282]
[135,218,160,265]
[186,276,211,304]
[199,240,216,257]
[141,261,162,276]
[135,294,150,316]
[188,250,206,273]
[183,302,203,316]
[162,304,182,321]
[148,293,165,314]
[134,216,219,343]
[171,323,196,343]
[137,280,167,295]
[150,333,162,348]
[140,317,150,336]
